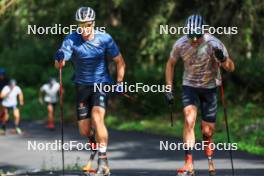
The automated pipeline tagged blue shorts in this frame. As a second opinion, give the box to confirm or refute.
[182,86,217,123]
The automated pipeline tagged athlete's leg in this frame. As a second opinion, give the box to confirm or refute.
[91,106,109,174]
[201,122,216,176]
[47,103,55,129]
[76,85,93,138]
[201,121,215,155]
[78,101,98,172]
[180,86,199,174]
[90,90,109,175]
[0,105,5,122]
[1,107,8,132]
[78,118,92,137]
[200,88,217,174]
[75,85,98,154]
[13,107,20,126]
[183,105,197,147]
[78,102,92,138]
[91,106,108,149]
[13,107,22,134]
[182,105,197,170]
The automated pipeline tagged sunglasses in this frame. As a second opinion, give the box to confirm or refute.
[187,33,203,40]
[78,21,94,28]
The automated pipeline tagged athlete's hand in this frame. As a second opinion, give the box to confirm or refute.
[115,82,124,93]
[165,91,174,105]
[20,101,24,106]
[214,48,227,63]
[54,49,64,62]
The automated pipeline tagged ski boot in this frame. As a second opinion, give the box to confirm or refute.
[208,157,216,176]
[95,152,110,176]
[176,162,195,176]
[46,122,55,130]
[176,169,195,176]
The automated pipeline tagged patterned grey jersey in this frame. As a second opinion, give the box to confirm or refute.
[170,33,229,88]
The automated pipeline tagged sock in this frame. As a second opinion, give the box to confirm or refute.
[99,146,107,154]
[208,156,213,161]
[98,148,107,161]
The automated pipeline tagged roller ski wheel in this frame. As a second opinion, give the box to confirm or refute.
[176,169,195,176]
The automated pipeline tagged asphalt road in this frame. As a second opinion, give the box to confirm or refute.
[0,121,263,176]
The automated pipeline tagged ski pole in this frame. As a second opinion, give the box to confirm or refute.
[169,104,173,127]
[217,63,235,176]
[59,62,65,175]
[220,82,235,176]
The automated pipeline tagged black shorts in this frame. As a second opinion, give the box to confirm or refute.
[45,102,57,109]
[76,84,108,121]
[3,105,17,112]
[182,86,217,123]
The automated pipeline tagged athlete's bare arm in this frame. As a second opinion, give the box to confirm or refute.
[165,57,177,88]
[113,54,126,82]
[0,91,5,98]
[221,57,235,72]
[19,92,24,106]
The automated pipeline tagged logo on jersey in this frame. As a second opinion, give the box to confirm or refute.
[99,95,105,107]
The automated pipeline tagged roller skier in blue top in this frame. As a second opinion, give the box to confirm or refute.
[54,7,126,175]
